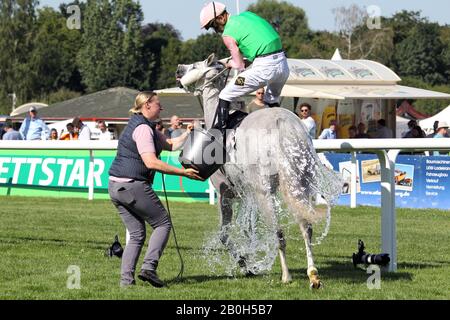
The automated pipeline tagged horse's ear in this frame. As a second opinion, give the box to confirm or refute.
[206,53,216,67]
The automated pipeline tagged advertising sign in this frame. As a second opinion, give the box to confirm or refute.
[326,153,450,210]
[0,150,210,202]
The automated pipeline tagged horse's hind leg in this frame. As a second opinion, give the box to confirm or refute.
[299,220,322,289]
[277,229,292,283]
[268,174,292,283]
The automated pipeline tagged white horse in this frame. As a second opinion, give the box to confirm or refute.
[176,54,342,289]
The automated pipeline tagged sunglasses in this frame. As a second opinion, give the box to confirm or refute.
[205,19,217,30]
[300,109,309,112]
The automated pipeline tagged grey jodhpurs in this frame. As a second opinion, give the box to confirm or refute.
[108,180,172,286]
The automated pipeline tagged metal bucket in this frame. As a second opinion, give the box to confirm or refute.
[179,128,229,180]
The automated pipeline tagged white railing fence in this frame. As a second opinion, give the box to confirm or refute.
[1,138,449,272]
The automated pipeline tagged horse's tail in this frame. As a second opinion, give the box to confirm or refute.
[273,111,340,244]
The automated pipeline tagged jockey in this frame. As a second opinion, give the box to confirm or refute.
[200,1,290,134]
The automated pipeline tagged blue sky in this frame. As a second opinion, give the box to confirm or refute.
[39,0,450,40]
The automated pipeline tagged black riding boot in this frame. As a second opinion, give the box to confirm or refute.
[267,102,280,108]
[216,99,231,148]
[217,98,231,135]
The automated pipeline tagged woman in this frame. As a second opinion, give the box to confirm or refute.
[108,91,202,288]
[50,128,58,140]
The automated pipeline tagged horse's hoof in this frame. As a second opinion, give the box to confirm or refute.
[282,275,292,284]
[309,279,323,290]
[245,271,256,278]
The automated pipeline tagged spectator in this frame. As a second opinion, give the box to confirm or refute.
[2,122,22,140]
[167,115,183,138]
[60,123,78,140]
[410,125,425,138]
[402,120,417,138]
[348,125,357,138]
[50,128,58,140]
[433,121,449,138]
[355,122,370,138]
[19,106,50,140]
[318,120,337,139]
[426,120,440,138]
[72,117,91,140]
[97,120,114,140]
[155,119,167,136]
[245,88,267,113]
[433,121,449,156]
[402,120,425,138]
[373,119,393,138]
[296,102,316,139]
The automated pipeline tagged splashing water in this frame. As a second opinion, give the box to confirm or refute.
[202,108,343,276]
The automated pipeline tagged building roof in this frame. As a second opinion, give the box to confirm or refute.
[12,87,205,120]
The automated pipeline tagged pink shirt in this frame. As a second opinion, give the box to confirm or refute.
[109,124,167,182]
[132,124,167,155]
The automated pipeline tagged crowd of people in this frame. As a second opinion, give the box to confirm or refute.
[1,103,448,143]
[1,107,117,141]
[292,103,449,140]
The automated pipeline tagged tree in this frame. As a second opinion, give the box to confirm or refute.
[188,33,228,62]
[385,10,427,45]
[331,4,393,62]
[29,7,83,98]
[304,31,345,59]
[142,22,180,89]
[394,22,447,85]
[114,0,145,89]
[0,0,39,113]
[156,37,184,89]
[332,4,366,59]
[77,0,146,92]
[439,25,450,82]
[247,0,309,58]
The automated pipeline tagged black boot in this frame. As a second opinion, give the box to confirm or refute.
[217,99,231,134]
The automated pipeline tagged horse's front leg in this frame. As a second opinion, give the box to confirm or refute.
[299,220,322,289]
[215,181,248,267]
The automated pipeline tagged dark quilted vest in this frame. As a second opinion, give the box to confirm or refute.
[109,114,162,183]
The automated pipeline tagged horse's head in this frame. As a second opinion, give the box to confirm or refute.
[176,53,227,93]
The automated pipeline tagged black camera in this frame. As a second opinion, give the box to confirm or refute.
[352,239,390,267]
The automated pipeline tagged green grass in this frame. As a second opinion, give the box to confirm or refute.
[0,196,449,300]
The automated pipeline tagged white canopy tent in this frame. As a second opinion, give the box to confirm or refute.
[10,102,48,116]
[419,105,450,135]
[284,59,450,100]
